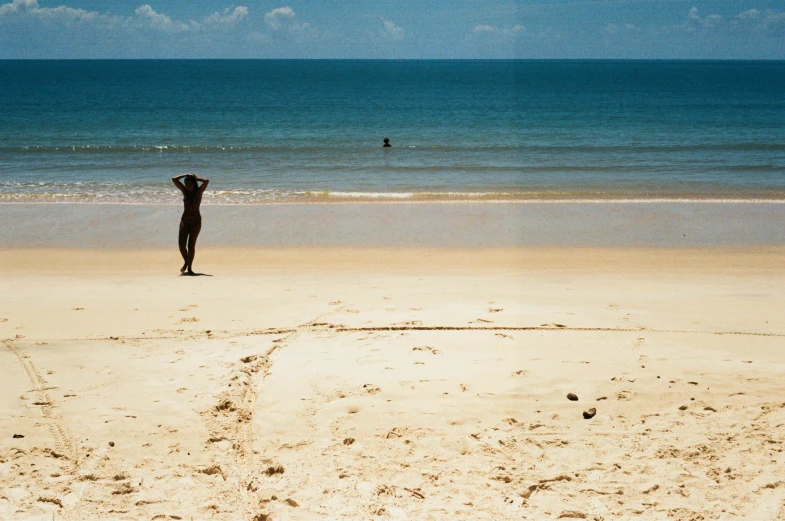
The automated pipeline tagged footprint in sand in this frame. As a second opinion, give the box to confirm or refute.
[0,318,8,322]
[329,301,343,305]
[488,308,503,313]
[178,317,199,323]
[362,384,381,395]
[412,346,440,354]
[384,427,405,439]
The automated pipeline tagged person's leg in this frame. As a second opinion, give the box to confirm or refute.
[178,219,189,273]
[185,221,202,274]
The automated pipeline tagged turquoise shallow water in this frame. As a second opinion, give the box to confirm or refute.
[1,60,784,203]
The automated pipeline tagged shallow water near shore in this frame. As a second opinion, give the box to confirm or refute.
[2,60,785,203]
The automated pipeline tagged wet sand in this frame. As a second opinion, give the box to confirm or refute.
[2,246,785,520]
[2,201,785,248]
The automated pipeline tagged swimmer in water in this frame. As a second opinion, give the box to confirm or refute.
[383,137,391,147]
[172,173,209,275]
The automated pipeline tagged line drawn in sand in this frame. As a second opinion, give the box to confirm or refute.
[3,339,90,521]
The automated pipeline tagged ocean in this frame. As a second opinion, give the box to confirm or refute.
[1,59,784,204]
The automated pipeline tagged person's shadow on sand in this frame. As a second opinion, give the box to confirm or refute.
[180,272,213,277]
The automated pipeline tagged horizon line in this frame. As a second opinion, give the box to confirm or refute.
[2,57,785,62]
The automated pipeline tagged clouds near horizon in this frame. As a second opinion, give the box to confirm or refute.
[0,0,782,59]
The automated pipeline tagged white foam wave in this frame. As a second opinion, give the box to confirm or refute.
[2,183,785,205]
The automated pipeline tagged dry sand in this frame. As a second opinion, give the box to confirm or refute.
[2,247,785,520]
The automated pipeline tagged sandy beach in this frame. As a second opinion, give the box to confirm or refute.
[2,240,785,520]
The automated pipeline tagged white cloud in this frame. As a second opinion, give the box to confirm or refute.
[685,6,785,35]
[262,5,321,40]
[264,6,296,30]
[205,6,248,25]
[761,9,785,35]
[0,1,252,33]
[686,6,724,28]
[133,4,191,31]
[472,24,524,37]
[736,9,761,21]
[364,18,405,43]
[381,19,404,40]
[0,0,108,24]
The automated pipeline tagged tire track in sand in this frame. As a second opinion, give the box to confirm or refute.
[3,339,77,467]
[199,306,350,521]
[3,339,83,521]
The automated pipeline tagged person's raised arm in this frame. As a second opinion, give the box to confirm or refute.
[172,174,188,194]
[196,176,209,194]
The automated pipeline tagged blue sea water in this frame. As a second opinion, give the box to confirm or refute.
[1,59,784,203]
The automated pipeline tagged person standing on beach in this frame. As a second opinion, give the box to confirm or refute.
[172,173,209,275]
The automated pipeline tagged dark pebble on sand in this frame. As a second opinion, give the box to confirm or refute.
[583,408,596,419]
[108,441,115,447]
[567,393,579,401]
[13,434,24,438]
[679,406,688,411]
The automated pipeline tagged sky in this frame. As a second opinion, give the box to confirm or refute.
[0,0,783,59]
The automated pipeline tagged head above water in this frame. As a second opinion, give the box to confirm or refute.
[383,138,390,144]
